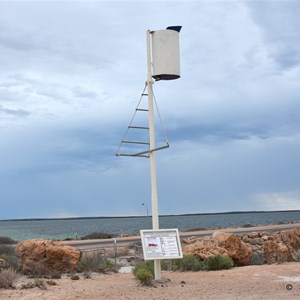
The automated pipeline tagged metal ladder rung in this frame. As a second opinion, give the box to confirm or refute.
[136,108,149,112]
[122,140,150,145]
[128,126,149,130]
[116,153,149,158]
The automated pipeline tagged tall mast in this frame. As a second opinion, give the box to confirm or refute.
[146,29,161,280]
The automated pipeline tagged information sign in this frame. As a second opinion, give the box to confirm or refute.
[140,228,183,260]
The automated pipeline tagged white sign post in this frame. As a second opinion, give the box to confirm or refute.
[141,229,183,260]
[146,26,182,280]
[116,26,182,281]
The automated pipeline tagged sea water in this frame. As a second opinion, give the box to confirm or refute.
[0,210,300,241]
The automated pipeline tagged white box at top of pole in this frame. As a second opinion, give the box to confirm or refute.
[151,29,180,81]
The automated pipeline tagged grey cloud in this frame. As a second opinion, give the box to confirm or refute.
[247,1,300,69]
[0,105,30,117]
[72,86,98,99]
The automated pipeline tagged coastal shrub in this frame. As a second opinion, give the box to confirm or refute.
[0,245,17,269]
[77,253,118,273]
[133,261,154,277]
[80,232,116,240]
[0,268,17,289]
[133,261,154,285]
[172,255,204,271]
[251,252,265,265]
[0,237,17,245]
[203,255,234,271]
[21,279,47,290]
[135,268,153,285]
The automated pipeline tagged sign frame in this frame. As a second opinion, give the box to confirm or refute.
[140,228,183,260]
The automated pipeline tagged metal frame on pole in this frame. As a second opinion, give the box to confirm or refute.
[146,30,161,280]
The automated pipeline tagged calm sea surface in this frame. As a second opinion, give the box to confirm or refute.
[1,211,300,241]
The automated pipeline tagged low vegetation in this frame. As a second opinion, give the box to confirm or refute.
[133,261,154,285]
[0,237,18,289]
[80,232,116,240]
[251,252,265,265]
[203,255,234,270]
[133,255,235,285]
[20,278,47,290]
[0,237,17,245]
[0,268,18,289]
[77,253,119,273]
[171,254,204,271]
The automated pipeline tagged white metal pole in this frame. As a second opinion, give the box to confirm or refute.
[146,29,161,280]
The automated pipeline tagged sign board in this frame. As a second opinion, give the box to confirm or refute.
[140,228,183,260]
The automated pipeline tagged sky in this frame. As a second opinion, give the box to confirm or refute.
[0,0,300,219]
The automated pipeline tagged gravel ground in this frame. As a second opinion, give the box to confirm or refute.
[1,262,300,300]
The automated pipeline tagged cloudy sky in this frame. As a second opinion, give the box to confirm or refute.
[0,1,300,220]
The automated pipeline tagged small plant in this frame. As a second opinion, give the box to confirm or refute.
[77,253,118,273]
[203,255,234,270]
[21,279,47,290]
[135,268,153,285]
[83,271,92,279]
[133,261,154,277]
[133,261,154,285]
[0,268,18,289]
[172,255,204,271]
[251,252,265,265]
[291,250,300,262]
[33,278,47,290]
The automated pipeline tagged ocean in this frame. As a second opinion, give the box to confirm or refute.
[0,210,300,241]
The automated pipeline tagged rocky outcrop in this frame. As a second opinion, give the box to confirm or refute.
[183,227,300,266]
[184,231,252,266]
[184,238,228,260]
[16,239,80,275]
[212,231,252,265]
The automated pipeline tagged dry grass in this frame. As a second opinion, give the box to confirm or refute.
[0,268,18,289]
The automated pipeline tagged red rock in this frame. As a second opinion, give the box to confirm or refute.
[16,239,80,275]
[211,231,252,266]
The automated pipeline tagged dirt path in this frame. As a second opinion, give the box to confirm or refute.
[1,262,300,300]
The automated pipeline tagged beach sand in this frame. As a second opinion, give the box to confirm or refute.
[1,262,300,300]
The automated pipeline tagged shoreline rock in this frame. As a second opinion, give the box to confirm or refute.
[183,227,300,266]
[16,239,80,275]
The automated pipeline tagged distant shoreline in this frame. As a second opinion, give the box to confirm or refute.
[1,209,300,222]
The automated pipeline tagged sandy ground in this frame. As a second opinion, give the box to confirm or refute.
[1,262,300,300]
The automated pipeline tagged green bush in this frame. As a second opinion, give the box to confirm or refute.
[133,261,154,277]
[172,255,204,271]
[135,268,153,285]
[203,255,234,270]
[77,253,118,273]
[133,261,154,285]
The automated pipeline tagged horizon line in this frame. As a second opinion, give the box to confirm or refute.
[1,209,300,222]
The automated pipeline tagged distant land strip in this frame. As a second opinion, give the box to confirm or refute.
[1,209,300,222]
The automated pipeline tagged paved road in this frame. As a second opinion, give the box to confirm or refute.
[63,222,300,251]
